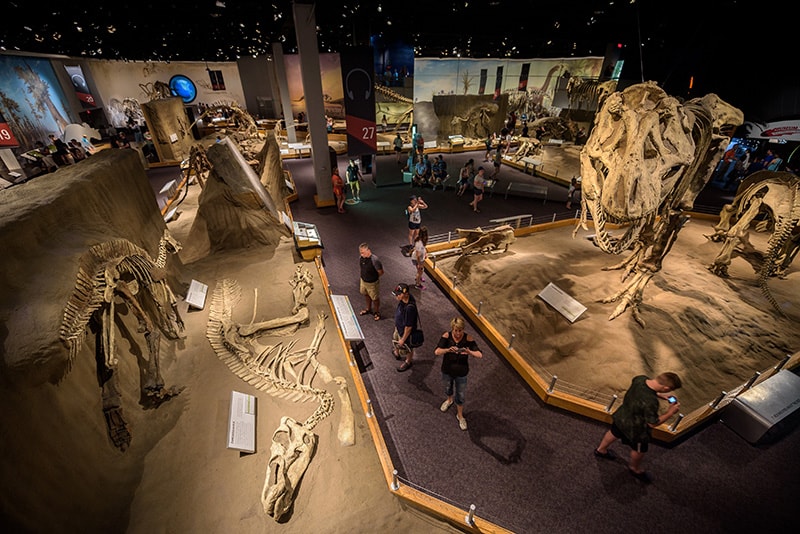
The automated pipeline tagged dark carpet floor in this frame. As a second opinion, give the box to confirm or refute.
[153,149,799,533]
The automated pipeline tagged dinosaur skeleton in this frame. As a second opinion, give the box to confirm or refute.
[451,103,499,140]
[458,225,516,256]
[59,229,185,450]
[707,170,800,315]
[206,267,354,521]
[374,83,414,138]
[573,82,743,327]
[139,81,172,101]
[566,76,618,112]
[183,144,212,189]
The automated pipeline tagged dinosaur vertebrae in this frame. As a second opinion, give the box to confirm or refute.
[206,278,334,430]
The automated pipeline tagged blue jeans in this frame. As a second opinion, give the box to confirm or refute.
[442,373,468,405]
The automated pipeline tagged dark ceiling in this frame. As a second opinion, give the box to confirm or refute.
[1,1,795,121]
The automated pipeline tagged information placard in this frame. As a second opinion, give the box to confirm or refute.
[331,294,365,341]
[185,279,208,310]
[227,391,256,453]
[537,282,587,323]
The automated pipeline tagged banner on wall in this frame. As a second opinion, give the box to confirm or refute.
[0,110,20,148]
[340,47,377,156]
[743,120,800,142]
[64,65,96,108]
[478,69,487,95]
[518,63,530,91]
[493,66,503,100]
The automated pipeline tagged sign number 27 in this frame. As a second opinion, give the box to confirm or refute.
[361,126,375,140]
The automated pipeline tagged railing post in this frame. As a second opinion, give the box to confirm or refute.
[391,469,400,491]
[477,301,483,316]
[507,333,515,350]
[465,504,476,527]
[547,375,558,393]
[365,399,374,418]
[605,394,618,413]
[709,391,726,409]
[743,371,761,391]
[775,354,791,372]
[669,413,684,432]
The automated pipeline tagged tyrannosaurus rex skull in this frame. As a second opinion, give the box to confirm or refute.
[580,82,696,224]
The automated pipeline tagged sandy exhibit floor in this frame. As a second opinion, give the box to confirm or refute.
[435,217,800,414]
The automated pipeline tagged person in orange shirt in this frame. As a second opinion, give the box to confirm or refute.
[332,168,346,213]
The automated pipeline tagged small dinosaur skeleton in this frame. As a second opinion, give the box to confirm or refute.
[707,170,800,315]
[457,225,516,256]
[59,229,185,450]
[206,267,354,521]
[573,82,743,327]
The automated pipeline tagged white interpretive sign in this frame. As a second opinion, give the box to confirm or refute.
[331,294,365,341]
[227,390,256,453]
[185,279,208,310]
[537,282,587,323]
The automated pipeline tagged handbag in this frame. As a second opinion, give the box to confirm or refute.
[407,305,424,348]
[409,328,424,348]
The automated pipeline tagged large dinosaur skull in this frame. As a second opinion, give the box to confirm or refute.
[580,82,695,227]
[261,416,317,520]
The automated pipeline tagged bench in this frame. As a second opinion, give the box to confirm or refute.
[520,157,542,175]
[489,214,533,229]
[504,182,548,203]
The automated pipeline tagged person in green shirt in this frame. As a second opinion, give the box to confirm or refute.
[594,372,682,482]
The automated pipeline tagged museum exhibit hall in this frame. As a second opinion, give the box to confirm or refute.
[1,2,798,533]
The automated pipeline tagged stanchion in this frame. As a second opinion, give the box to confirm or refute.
[743,371,761,391]
[547,375,558,393]
[366,399,374,418]
[709,391,726,409]
[348,348,356,367]
[391,469,400,491]
[477,301,483,316]
[605,394,618,413]
[452,275,458,289]
[465,504,476,527]
[774,354,791,372]
[507,333,515,350]
[669,413,684,432]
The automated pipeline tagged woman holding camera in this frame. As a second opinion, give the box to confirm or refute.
[434,317,482,431]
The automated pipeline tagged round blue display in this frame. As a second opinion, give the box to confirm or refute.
[169,75,197,103]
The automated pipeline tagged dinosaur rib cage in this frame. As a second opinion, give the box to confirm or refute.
[60,239,160,368]
[206,278,334,430]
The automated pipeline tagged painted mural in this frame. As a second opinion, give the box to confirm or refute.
[284,53,345,120]
[0,55,74,152]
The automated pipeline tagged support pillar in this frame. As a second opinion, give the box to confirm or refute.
[271,43,297,144]
[292,1,334,208]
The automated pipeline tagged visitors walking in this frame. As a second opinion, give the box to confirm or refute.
[407,194,428,246]
[594,372,682,482]
[469,167,487,213]
[434,317,482,430]
[391,283,419,372]
[457,159,475,196]
[358,243,384,321]
[412,226,428,290]
[346,159,363,201]
[332,168,346,213]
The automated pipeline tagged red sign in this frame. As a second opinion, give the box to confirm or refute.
[0,113,20,148]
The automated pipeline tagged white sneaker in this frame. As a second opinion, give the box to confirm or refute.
[440,398,453,412]
[457,415,468,431]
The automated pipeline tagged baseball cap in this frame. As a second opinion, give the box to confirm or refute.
[392,283,409,296]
